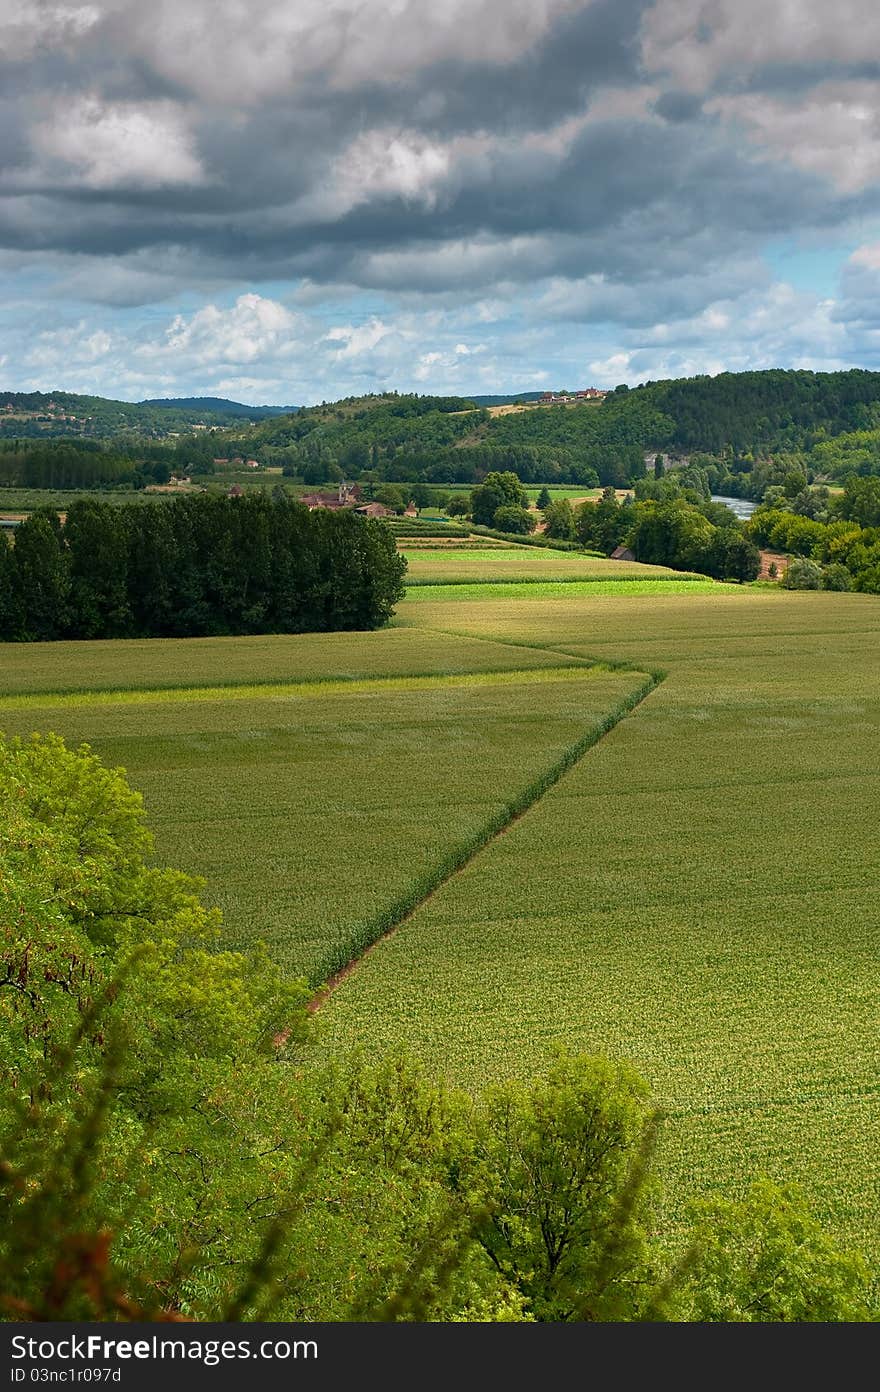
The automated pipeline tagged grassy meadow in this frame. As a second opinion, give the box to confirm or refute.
[2,539,879,1258]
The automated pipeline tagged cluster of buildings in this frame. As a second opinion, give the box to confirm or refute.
[539,388,607,405]
[299,482,416,518]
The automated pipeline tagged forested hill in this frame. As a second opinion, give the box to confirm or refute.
[141,397,296,418]
[632,369,880,452]
[0,391,297,439]
[215,370,880,487]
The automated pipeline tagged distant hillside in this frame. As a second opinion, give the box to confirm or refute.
[0,390,295,440]
[141,397,297,419]
[7,371,880,489]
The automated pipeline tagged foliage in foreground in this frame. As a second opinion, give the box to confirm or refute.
[1,733,874,1322]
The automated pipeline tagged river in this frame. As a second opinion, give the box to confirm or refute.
[711,494,757,520]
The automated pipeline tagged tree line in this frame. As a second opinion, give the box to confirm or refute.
[747,483,880,592]
[0,492,406,641]
[460,471,761,581]
[0,439,171,490]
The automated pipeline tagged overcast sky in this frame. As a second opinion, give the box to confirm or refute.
[4,0,880,403]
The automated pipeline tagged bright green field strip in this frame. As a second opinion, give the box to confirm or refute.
[0,663,599,712]
[403,580,729,602]
[523,486,603,501]
[436,484,598,501]
[0,626,582,698]
[401,548,691,582]
[320,587,880,1255]
[0,668,647,984]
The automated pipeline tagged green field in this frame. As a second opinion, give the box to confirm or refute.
[0,626,581,698]
[317,588,880,1254]
[404,579,730,602]
[0,648,647,983]
[439,483,603,502]
[401,547,695,584]
[3,579,879,1259]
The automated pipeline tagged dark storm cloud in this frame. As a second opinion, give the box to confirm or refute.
[652,91,703,122]
[3,0,880,328]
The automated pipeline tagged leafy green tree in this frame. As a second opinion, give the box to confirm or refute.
[671,1181,873,1322]
[0,531,23,637]
[409,483,434,512]
[628,499,715,572]
[543,498,576,540]
[834,475,880,527]
[470,472,528,526]
[783,470,809,499]
[492,505,536,535]
[453,1055,655,1321]
[576,488,628,554]
[536,486,552,511]
[7,510,69,640]
[446,496,470,517]
[782,557,823,589]
[709,531,761,583]
[65,499,132,638]
[375,484,406,514]
[821,562,853,591]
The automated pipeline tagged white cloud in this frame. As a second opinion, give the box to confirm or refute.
[24,320,117,371]
[324,317,393,358]
[31,97,205,190]
[708,83,880,194]
[138,294,300,367]
[306,130,456,220]
[124,0,591,103]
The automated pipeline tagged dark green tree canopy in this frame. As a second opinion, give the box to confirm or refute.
[0,493,407,641]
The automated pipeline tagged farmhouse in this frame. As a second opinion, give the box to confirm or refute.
[610,545,636,561]
[354,501,395,518]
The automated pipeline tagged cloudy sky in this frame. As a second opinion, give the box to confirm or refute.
[4,0,880,404]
